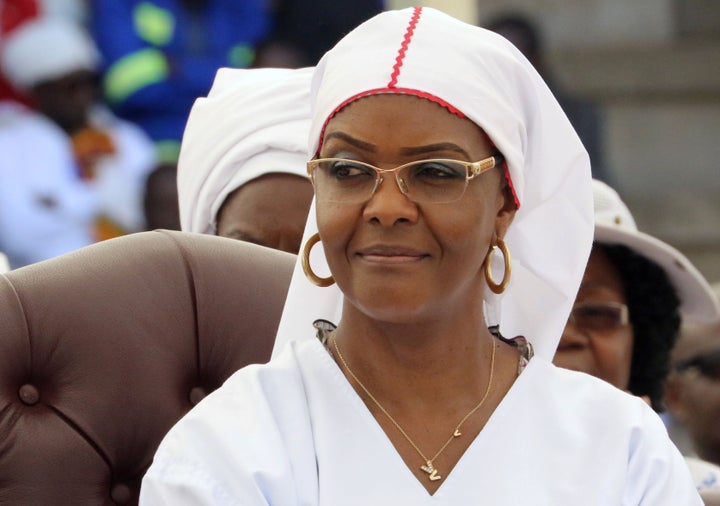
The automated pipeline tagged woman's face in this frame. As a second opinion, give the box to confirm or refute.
[315,94,515,324]
[32,70,98,134]
[216,173,313,254]
[554,246,635,389]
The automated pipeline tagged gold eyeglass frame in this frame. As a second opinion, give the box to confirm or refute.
[307,154,505,204]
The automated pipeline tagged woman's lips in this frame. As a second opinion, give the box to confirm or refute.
[356,245,429,264]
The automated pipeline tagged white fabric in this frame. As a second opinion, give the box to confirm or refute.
[0,17,100,91]
[273,7,593,361]
[0,251,8,273]
[38,0,89,25]
[592,179,720,324]
[685,456,720,491]
[0,106,155,269]
[142,337,702,505]
[178,67,313,234]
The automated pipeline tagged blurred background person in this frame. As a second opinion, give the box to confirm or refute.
[554,180,720,413]
[90,0,272,165]
[0,17,156,269]
[143,162,181,231]
[178,67,312,254]
[482,12,608,183]
[665,296,720,490]
[0,0,88,108]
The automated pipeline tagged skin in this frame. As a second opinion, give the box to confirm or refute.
[144,163,181,231]
[554,246,635,389]
[31,70,98,134]
[665,320,720,466]
[316,93,518,494]
[216,173,313,254]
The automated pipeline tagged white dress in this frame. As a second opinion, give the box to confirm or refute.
[141,337,702,505]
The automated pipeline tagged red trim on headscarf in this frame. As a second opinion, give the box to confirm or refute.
[504,164,519,208]
[485,136,520,209]
[388,6,422,88]
[315,87,520,208]
[316,87,466,154]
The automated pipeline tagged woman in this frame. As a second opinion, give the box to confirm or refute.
[177,67,314,253]
[554,179,720,411]
[141,8,700,503]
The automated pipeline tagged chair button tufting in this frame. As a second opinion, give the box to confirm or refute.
[110,483,132,504]
[189,386,207,406]
[18,384,40,405]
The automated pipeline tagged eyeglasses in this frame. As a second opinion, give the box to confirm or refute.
[567,301,629,331]
[674,348,720,381]
[307,154,505,204]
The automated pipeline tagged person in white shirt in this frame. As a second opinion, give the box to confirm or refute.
[141,7,702,504]
[0,17,156,268]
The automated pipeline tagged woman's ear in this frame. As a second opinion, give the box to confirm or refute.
[494,178,517,239]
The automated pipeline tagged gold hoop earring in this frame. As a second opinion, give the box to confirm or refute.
[484,238,511,294]
[301,233,335,287]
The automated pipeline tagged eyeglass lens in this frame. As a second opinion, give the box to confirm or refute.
[310,159,471,204]
[570,302,627,331]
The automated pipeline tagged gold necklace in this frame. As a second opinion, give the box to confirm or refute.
[331,338,496,482]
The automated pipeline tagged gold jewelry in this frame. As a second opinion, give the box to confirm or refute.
[300,232,335,287]
[484,238,511,294]
[332,338,496,482]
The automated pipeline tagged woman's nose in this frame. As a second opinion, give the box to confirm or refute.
[362,174,419,227]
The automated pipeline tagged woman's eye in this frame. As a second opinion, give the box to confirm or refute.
[413,161,465,179]
[578,307,611,319]
[329,161,374,179]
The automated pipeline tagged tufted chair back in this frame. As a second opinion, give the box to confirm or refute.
[0,230,295,505]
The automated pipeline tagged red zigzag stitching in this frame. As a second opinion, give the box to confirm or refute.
[387,6,422,88]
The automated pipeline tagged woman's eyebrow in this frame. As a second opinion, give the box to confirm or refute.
[324,131,377,152]
[399,142,470,158]
[324,133,472,159]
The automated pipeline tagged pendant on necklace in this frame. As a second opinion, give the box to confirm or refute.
[420,461,442,481]
[453,429,461,437]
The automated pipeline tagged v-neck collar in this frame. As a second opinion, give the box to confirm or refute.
[302,337,539,501]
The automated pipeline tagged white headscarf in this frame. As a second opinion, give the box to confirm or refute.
[0,17,100,91]
[178,67,313,234]
[273,7,593,360]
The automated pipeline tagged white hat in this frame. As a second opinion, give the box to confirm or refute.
[592,179,720,323]
[273,7,593,360]
[0,17,100,91]
[178,67,313,234]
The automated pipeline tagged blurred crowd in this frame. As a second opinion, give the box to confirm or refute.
[0,0,382,269]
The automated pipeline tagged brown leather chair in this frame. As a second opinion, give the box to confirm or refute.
[0,230,295,505]
[702,490,720,506]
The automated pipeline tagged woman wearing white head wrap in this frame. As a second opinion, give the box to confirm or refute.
[177,67,314,253]
[142,8,701,504]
